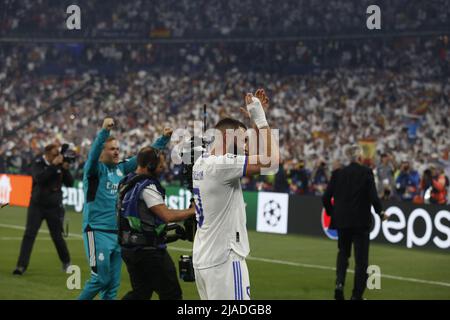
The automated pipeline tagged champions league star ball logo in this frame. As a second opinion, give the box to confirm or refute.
[263,200,282,227]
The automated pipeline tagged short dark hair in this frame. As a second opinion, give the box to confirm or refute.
[44,144,58,154]
[214,118,247,132]
[137,147,160,170]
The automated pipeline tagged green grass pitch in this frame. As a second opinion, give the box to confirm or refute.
[0,206,449,300]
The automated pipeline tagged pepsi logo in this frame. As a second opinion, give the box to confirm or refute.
[321,207,338,240]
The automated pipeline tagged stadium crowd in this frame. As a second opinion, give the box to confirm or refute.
[1,0,449,38]
[1,36,449,204]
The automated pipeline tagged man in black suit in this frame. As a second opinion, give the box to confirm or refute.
[13,144,73,275]
[323,145,388,300]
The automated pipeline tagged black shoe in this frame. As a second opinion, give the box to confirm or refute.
[334,283,344,300]
[62,262,71,272]
[350,295,363,300]
[334,289,345,300]
[12,266,25,275]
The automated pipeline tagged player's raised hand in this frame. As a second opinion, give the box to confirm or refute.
[244,92,268,129]
[102,118,115,131]
[255,88,269,111]
[163,127,173,137]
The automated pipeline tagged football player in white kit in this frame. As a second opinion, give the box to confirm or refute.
[192,89,279,300]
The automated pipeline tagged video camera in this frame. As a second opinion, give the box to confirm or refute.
[178,135,208,243]
[173,135,208,283]
[164,222,190,243]
[163,223,195,282]
[61,143,77,164]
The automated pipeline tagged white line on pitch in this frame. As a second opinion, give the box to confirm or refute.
[0,237,81,241]
[166,247,450,288]
[1,223,450,288]
[0,223,83,239]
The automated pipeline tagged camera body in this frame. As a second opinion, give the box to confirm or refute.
[60,143,77,164]
[164,223,189,243]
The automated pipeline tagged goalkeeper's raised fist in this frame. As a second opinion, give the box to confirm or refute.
[102,118,114,131]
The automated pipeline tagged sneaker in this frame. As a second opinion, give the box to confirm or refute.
[62,262,71,272]
[12,266,25,275]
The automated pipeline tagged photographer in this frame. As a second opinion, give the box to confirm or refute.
[395,160,420,201]
[118,147,195,300]
[312,159,329,196]
[421,166,449,205]
[13,144,74,275]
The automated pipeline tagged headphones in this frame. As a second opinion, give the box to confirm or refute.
[147,148,160,173]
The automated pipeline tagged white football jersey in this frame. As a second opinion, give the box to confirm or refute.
[192,153,250,269]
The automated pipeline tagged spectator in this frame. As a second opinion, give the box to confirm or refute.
[426,166,449,205]
[0,151,6,173]
[0,36,449,203]
[288,160,310,195]
[376,153,395,200]
[274,162,290,193]
[1,0,447,39]
[241,175,257,191]
[416,168,433,204]
[406,116,422,145]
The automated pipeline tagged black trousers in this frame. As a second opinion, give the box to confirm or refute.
[121,247,182,300]
[17,204,71,269]
[336,228,370,299]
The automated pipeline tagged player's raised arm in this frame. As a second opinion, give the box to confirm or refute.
[153,127,173,150]
[121,127,173,174]
[84,118,114,175]
[244,89,280,176]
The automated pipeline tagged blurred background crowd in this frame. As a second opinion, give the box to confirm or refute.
[1,0,448,37]
[1,0,449,204]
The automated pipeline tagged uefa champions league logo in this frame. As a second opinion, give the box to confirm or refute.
[263,200,282,227]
